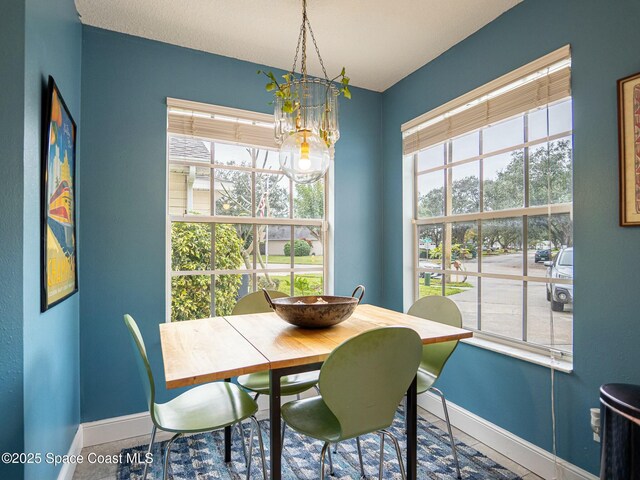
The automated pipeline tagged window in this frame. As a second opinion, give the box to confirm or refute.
[166,99,329,322]
[403,46,573,356]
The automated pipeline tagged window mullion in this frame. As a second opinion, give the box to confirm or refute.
[251,149,257,295]
[413,153,420,301]
[289,175,295,295]
[210,142,216,317]
[443,141,452,296]
[290,225,294,296]
[413,153,418,223]
[522,113,529,342]
[477,130,483,331]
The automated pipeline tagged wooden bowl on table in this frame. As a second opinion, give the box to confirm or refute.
[263,285,365,329]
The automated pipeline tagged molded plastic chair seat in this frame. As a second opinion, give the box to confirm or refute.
[416,368,438,395]
[232,291,320,398]
[281,327,423,479]
[282,396,341,442]
[237,370,319,396]
[406,296,463,478]
[154,381,258,433]
[124,314,267,480]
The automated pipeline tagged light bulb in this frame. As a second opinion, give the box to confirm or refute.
[299,137,311,171]
[279,130,330,184]
[298,156,311,171]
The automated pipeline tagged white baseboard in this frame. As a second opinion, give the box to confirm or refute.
[56,426,83,480]
[418,392,598,480]
[82,411,153,447]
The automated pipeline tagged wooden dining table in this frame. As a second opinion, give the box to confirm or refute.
[160,303,472,480]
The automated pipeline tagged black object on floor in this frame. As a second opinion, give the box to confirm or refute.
[600,383,640,480]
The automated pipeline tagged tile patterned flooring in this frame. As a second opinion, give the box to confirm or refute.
[72,407,543,480]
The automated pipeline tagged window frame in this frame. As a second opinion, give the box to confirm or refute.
[165,101,333,322]
[410,106,573,357]
[402,47,575,363]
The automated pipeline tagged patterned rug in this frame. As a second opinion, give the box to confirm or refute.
[117,413,522,479]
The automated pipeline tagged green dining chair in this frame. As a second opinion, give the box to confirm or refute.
[123,314,267,480]
[281,327,423,479]
[233,290,321,402]
[407,296,463,479]
[231,291,335,468]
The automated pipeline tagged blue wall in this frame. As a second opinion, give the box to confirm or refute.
[381,0,640,473]
[79,27,383,421]
[0,1,82,479]
[8,1,638,476]
[0,1,26,478]
[22,0,82,479]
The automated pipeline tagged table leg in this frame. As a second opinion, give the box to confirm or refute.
[269,368,283,480]
[406,375,418,479]
[225,378,232,463]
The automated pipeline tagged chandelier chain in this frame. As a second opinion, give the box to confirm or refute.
[289,0,329,80]
[305,18,329,80]
[291,20,304,75]
[301,0,307,77]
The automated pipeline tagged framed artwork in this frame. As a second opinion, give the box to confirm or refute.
[41,76,78,311]
[618,71,640,226]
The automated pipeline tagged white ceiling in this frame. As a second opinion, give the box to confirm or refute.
[75,0,521,92]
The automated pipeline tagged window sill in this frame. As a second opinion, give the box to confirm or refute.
[461,336,573,373]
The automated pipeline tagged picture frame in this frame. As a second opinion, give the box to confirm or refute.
[41,76,78,311]
[618,71,640,226]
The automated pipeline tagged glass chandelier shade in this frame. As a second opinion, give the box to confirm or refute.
[274,78,340,152]
[270,0,344,183]
[279,129,330,184]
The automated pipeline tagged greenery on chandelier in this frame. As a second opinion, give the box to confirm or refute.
[257,68,351,114]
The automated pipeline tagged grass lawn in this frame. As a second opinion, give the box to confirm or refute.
[263,255,323,266]
[263,272,472,299]
[264,273,324,296]
[420,285,463,297]
[418,279,472,298]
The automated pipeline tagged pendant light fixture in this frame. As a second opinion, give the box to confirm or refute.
[258,0,351,184]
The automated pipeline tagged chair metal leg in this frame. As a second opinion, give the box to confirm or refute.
[142,425,157,480]
[246,418,256,479]
[378,432,385,479]
[319,442,330,480]
[356,436,366,479]
[327,443,334,475]
[254,392,260,402]
[252,416,268,480]
[236,421,249,464]
[246,416,268,480]
[162,433,181,480]
[432,387,461,479]
[281,420,287,448]
[403,396,408,433]
[381,429,406,480]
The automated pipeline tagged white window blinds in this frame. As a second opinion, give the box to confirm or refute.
[167,97,278,150]
[402,45,571,155]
